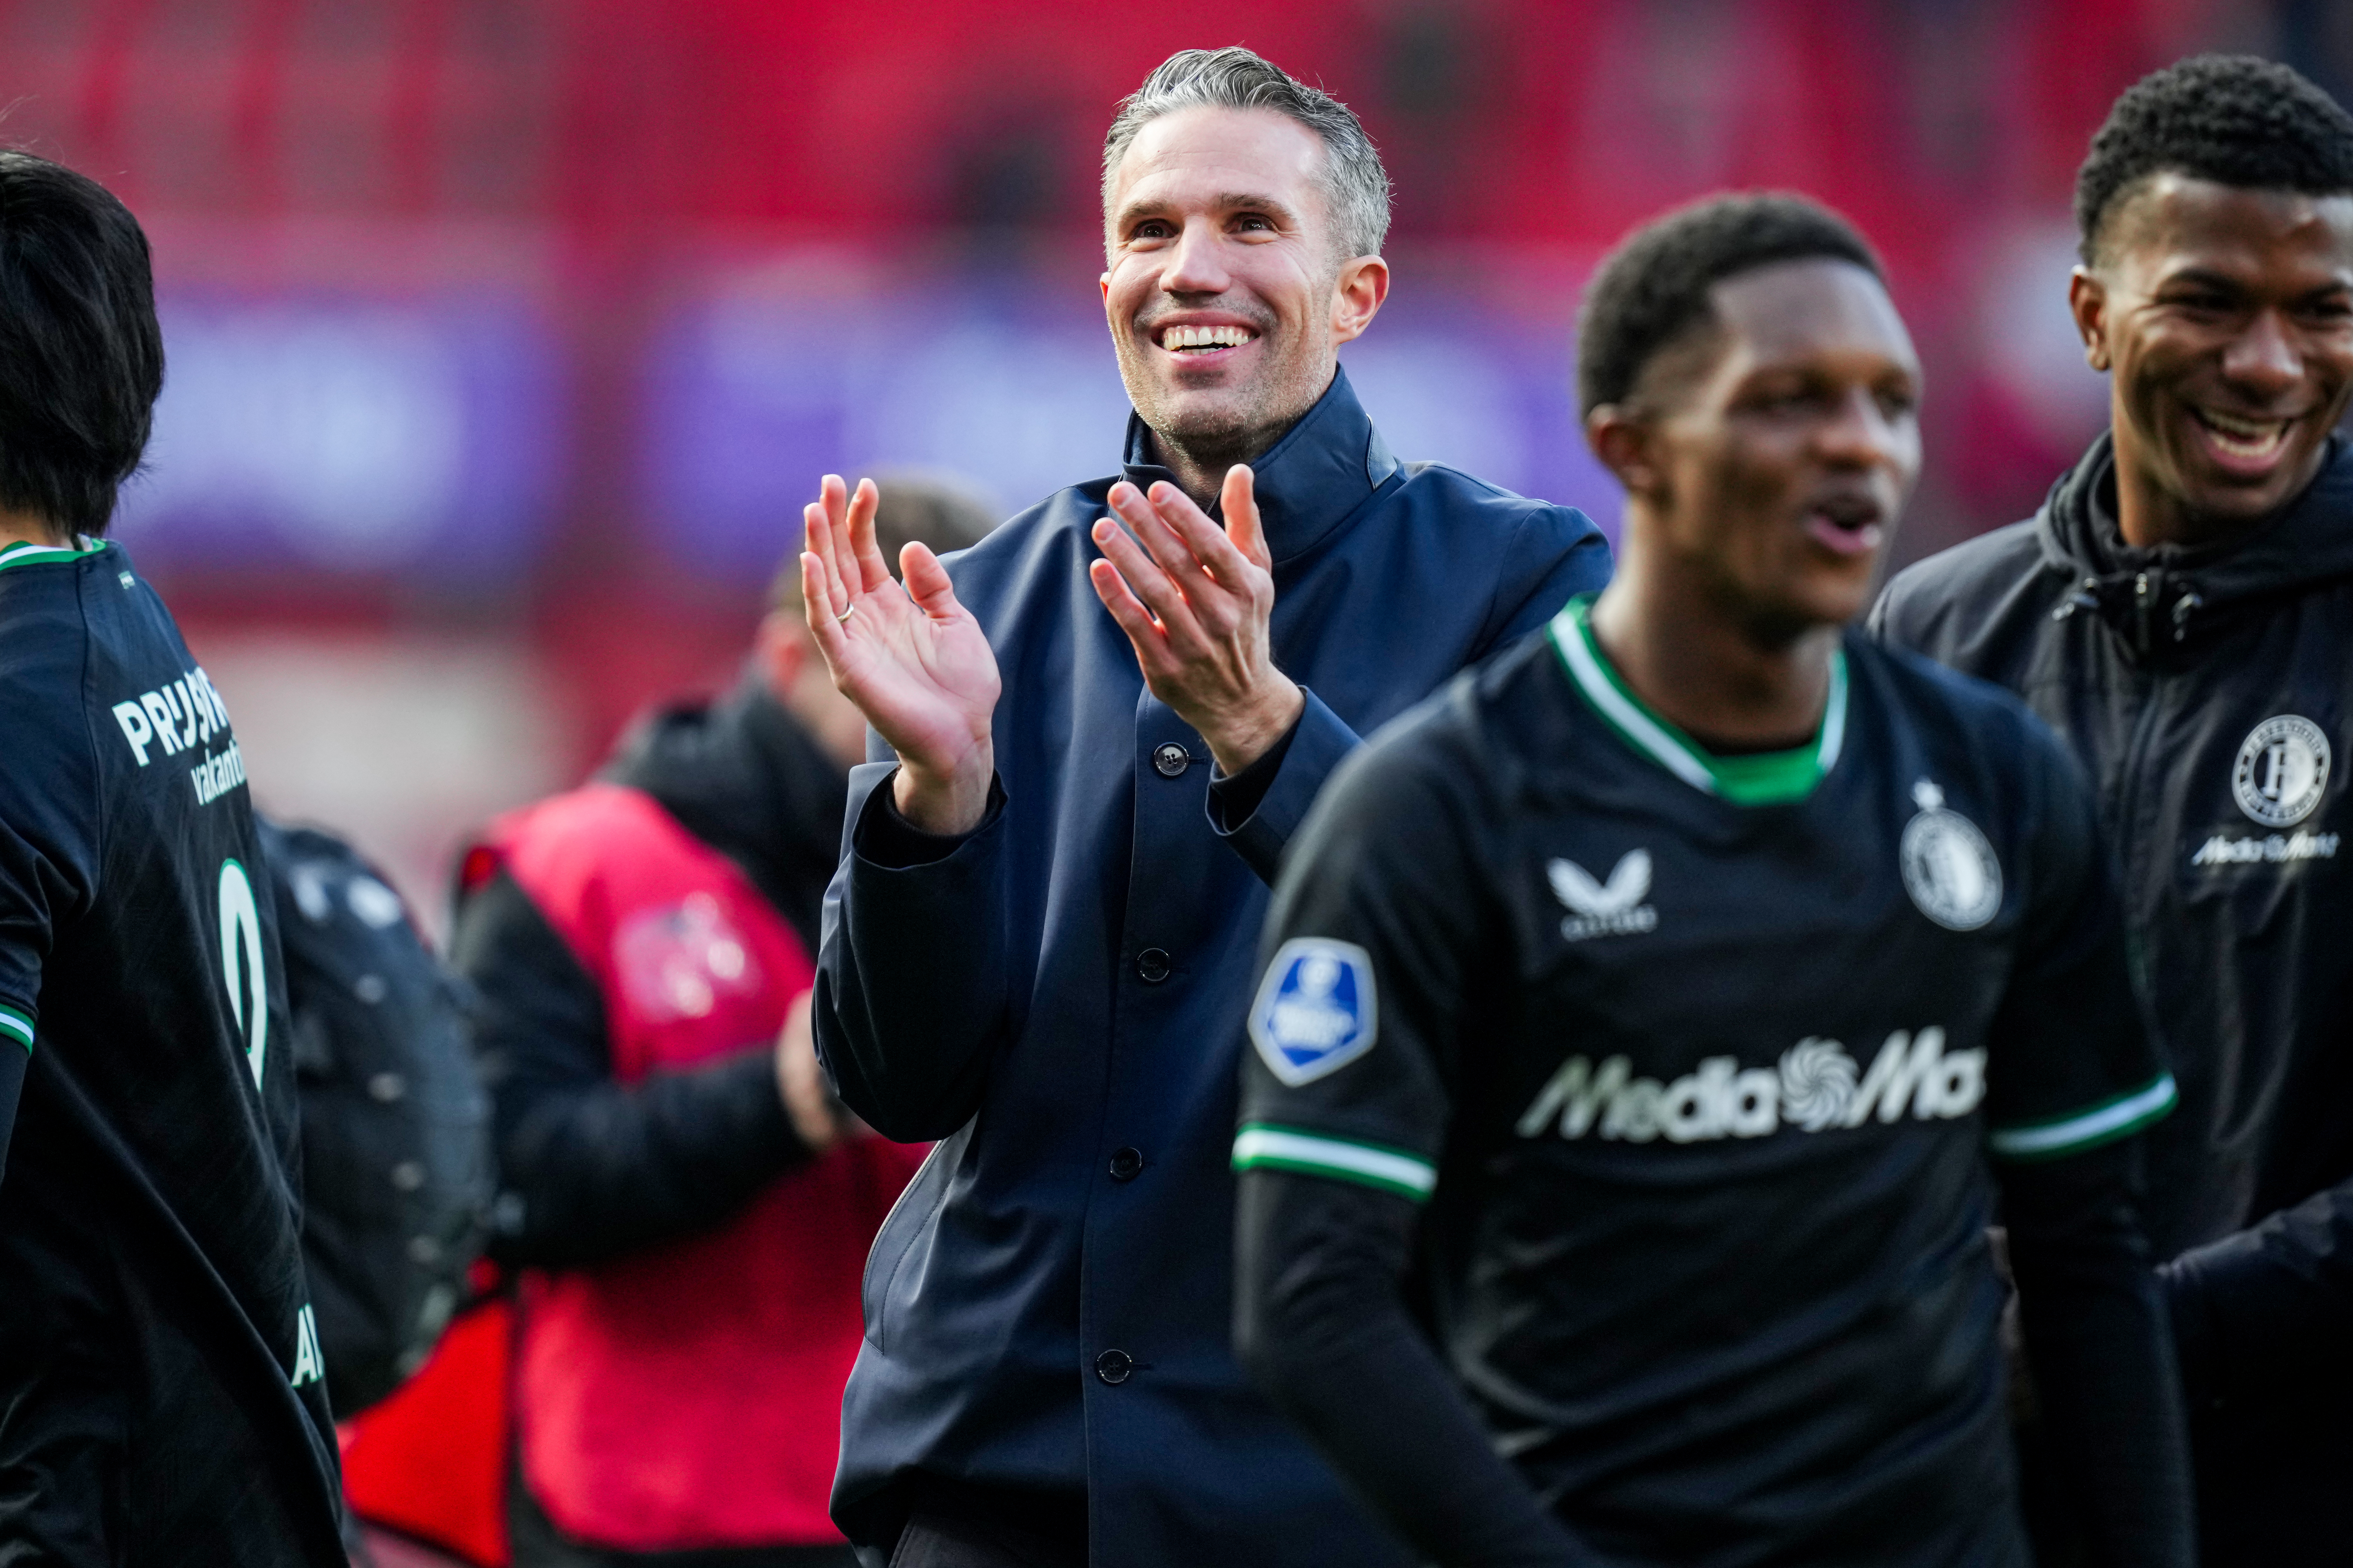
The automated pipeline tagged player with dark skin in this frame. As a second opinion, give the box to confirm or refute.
[1872,57,2353,1564]
[2071,173,2353,549]
[1585,257,1919,749]
[1238,197,2189,1567]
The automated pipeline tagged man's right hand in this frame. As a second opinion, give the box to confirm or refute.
[801,474,1001,835]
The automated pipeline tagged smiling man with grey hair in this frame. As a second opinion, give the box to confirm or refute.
[802,46,1610,1568]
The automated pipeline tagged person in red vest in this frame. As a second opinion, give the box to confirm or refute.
[450,480,996,1568]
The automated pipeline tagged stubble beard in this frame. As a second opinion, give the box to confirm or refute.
[1116,323,1333,481]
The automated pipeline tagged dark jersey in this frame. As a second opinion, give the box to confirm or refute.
[1235,601,2183,1565]
[0,539,342,1565]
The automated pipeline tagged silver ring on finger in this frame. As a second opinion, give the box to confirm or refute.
[835,604,855,623]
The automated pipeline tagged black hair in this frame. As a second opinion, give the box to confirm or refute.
[0,151,164,536]
[1575,191,1883,417]
[2076,55,2353,265]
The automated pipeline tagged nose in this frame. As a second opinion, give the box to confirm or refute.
[2220,309,2304,399]
[1814,386,1910,473]
[1159,215,1232,296]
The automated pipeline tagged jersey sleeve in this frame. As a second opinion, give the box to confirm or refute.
[1234,710,1492,1202]
[1981,716,2174,1162]
[0,600,103,1172]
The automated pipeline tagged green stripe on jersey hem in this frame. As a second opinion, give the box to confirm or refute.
[1546,596,1846,806]
[1232,1123,1437,1201]
[0,537,101,576]
[1987,1072,2177,1161]
[0,1006,31,1052]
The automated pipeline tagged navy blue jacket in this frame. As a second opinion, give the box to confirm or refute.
[814,368,1612,1567]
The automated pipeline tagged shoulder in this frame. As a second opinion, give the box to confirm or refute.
[1845,634,2084,803]
[1390,462,1604,547]
[1326,633,1558,824]
[1871,519,2062,656]
[0,556,96,751]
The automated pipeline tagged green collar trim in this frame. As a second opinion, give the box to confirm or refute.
[0,537,101,576]
[1546,596,1846,806]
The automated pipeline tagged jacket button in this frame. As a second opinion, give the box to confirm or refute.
[1095,1348,1135,1386]
[1135,948,1171,984]
[1108,1147,1143,1181]
[1152,743,1191,778]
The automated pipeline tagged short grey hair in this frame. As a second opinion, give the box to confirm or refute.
[1101,47,1392,262]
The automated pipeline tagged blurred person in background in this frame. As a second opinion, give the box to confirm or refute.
[1874,54,2353,1567]
[801,46,1610,1568]
[0,152,344,1563]
[447,479,994,1568]
[1234,192,2190,1568]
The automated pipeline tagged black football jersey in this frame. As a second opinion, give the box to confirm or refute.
[1235,599,2173,1565]
[0,539,342,1564]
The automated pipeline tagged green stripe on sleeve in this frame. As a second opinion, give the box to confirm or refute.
[1987,1072,2177,1161]
[0,1006,31,1052]
[1232,1123,1437,1201]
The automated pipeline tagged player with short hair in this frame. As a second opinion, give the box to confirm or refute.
[1873,53,2353,1565]
[1232,193,2194,1566]
[0,152,343,1562]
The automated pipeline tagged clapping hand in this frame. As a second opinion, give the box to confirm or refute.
[1088,464,1304,776]
[801,475,1001,834]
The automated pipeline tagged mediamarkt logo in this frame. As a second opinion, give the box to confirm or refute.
[1515,1026,1983,1145]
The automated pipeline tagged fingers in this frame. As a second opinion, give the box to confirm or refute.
[846,478,893,596]
[900,541,964,620]
[801,551,850,669]
[1221,465,1269,570]
[1091,511,1203,649]
[1088,558,1179,678]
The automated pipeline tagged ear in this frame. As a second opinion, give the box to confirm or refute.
[2069,267,2112,374]
[1585,404,1663,498]
[753,611,810,693]
[1329,254,1390,346]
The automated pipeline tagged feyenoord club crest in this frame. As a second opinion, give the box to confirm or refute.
[1900,780,2002,932]
[2232,716,2331,828]
[1250,938,1378,1086]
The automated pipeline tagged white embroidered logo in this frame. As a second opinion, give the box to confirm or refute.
[2232,716,2331,828]
[1900,781,2002,932]
[1515,1028,1984,1146]
[1548,850,1658,941]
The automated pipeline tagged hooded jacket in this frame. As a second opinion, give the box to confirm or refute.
[813,368,1613,1567]
[1872,434,2353,1559]
[452,678,923,1562]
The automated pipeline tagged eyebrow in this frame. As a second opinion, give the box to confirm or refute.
[1113,190,1306,233]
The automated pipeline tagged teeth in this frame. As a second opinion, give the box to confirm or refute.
[1160,323,1256,351]
[2200,409,2288,454]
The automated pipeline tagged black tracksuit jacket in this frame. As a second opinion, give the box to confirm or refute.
[1872,434,2353,1566]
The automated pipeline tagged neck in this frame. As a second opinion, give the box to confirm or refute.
[1140,365,1334,509]
[0,506,70,551]
[1588,536,1837,752]
[1144,421,1286,510]
[2113,430,2325,552]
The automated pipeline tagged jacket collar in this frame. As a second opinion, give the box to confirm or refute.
[2034,430,2353,656]
[1119,364,1399,565]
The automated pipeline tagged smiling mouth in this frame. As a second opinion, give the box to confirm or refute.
[1156,323,1259,356]
[2191,407,2295,464]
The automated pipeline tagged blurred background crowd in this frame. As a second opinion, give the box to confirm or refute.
[0,0,2344,921]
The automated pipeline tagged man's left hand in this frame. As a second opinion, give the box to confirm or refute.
[1089,464,1304,777]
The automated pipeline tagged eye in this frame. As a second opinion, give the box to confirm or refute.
[1233,213,1275,233]
[1128,220,1174,243]
[1875,384,1919,419]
